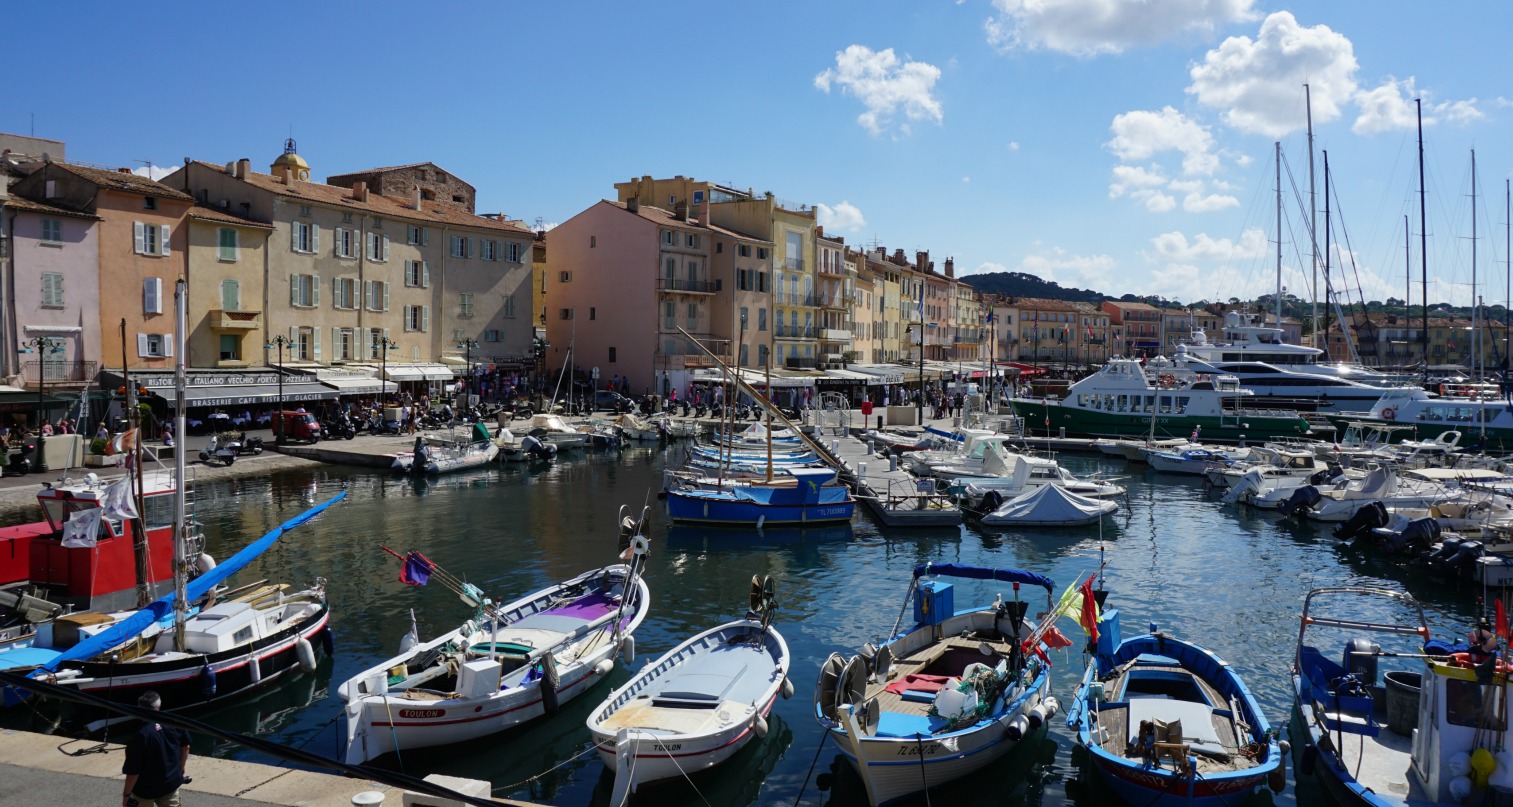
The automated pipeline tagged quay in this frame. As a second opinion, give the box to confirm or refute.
[0,726,541,806]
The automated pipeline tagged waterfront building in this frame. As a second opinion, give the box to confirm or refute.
[850,250,878,364]
[1101,300,1162,356]
[1014,297,1081,365]
[1072,301,1111,364]
[987,296,1021,362]
[180,204,275,369]
[947,261,982,362]
[865,247,904,364]
[815,230,853,365]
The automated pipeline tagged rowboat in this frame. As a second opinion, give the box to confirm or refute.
[665,467,855,527]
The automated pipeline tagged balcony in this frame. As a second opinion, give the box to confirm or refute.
[817,261,846,276]
[820,329,852,342]
[211,309,262,330]
[774,292,817,307]
[785,356,818,369]
[658,278,717,294]
[774,325,817,340]
[24,359,98,386]
[784,258,805,272]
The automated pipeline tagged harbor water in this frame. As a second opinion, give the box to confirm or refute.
[5,446,1488,806]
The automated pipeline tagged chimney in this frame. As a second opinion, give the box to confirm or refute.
[945,258,955,278]
[117,167,133,174]
[674,200,688,221]
[916,250,929,272]
[893,248,906,265]
[232,158,248,179]
[225,161,236,176]
[413,184,422,210]
[626,196,639,214]
[275,165,291,184]
[816,225,824,238]
[352,181,369,202]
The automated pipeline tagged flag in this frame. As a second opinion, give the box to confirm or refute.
[1022,639,1052,666]
[916,287,924,321]
[61,507,104,548]
[1498,599,1509,642]
[1042,625,1074,649]
[1086,325,1094,340]
[986,311,996,324]
[399,551,434,586]
[1078,574,1100,643]
[1050,578,1083,621]
[100,476,138,522]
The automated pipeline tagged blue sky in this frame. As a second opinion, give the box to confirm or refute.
[9,1,1510,307]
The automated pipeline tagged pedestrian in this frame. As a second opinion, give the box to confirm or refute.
[122,691,190,807]
[41,420,54,437]
[96,422,108,442]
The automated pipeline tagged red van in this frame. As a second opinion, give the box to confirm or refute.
[276,410,323,443]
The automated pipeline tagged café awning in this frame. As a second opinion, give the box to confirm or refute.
[383,364,454,382]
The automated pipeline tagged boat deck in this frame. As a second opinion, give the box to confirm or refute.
[1304,687,1418,799]
[866,633,1017,726]
[823,433,962,527]
[1094,659,1257,775]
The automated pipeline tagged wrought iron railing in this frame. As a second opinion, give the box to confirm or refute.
[25,360,97,384]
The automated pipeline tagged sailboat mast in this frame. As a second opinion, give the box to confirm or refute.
[1306,84,1320,350]
[1471,150,1478,380]
[764,357,774,483]
[1405,215,1411,365]
[1322,151,1332,359]
[1506,179,1510,381]
[172,281,189,652]
[1417,99,1429,384]
[123,319,152,609]
[1275,141,1283,328]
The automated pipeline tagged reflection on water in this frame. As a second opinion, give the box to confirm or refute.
[0,450,1489,806]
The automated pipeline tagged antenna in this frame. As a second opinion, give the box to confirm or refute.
[134,159,155,178]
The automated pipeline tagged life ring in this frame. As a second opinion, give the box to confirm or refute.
[1381,407,1396,420]
[1448,652,1513,675]
[1159,374,1176,389]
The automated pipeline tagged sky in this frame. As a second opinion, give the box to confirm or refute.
[8,1,1511,309]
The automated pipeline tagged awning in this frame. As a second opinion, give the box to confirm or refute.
[163,382,337,410]
[383,364,454,382]
[816,369,875,387]
[850,364,906,385]
[316,368,383,396]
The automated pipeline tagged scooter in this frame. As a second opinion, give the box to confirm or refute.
[198,432,242,466]
[364,413,402,435]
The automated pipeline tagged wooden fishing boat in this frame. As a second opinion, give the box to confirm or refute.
[665,467,855,527]
[587,575,791,805]
[815,563,1059,806]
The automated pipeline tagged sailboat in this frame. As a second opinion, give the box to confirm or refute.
[22,281,340,715]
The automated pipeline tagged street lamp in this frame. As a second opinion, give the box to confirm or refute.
[19,336,63,472]
[906,322,924,425]
[457,338,479,402]
[264,335,290,445]
[377,336,398,405]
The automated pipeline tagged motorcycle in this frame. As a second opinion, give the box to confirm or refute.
[323,414,357,440]
[364,413,402,435]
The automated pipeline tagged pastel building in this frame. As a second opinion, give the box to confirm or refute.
[0,194,101,399]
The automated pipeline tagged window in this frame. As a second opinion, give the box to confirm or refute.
[218,228,239,261]
[506,242,523,262]
[334,278,358,310]
[41,273,63,308]
[404,260,430,288]
[758,344,769,366]
[450,235,471,258]
[758,309,767,331]
[503,294,516,318]
[590,236,597,248]
[758,248,768,259]
[219,334,240,361]
[559,270,572,283]
[143,278,163,314]
[739,344,750,366]
[686,303,697,328]
[368,328,390,360]
[407,225,428,245]
[335,328,355,361]
[41,218,62,244]
[137,333,172,358]
[693,191,704,205]
[738,244,751,257]
[291,221,317,253]
[335,227,356,259]
[560,308,574,320]
[133,222,170,256]
[144,197,158,210]
[687,260,699,281]
[481,239,497,261]
[367,232,390,262]
[459,293,474,317]
[685,233,700,248]
[608,346,617,363]
[740,306,749,329]
[662,230,674,246]
[371,217,383,230]
[290,274,318,308]
[589,307,596,321]
[663,301,675,330]
[404,305,429,332]
[293,327,315,361]
[484,329,501,342]
[365,280,389,311]
[716,242,723,253]
[220,279,239,311]
[342,212,354,223]
[299,205,312,217]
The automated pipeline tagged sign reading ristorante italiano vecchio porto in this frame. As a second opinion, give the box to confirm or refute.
[139,373,319,388]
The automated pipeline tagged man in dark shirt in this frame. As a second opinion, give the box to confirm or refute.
[122,691,190,807]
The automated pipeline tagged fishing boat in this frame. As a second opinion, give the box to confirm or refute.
[712,424,800,448]
[526,413,590,451]
[587,575,791,805]
[1007,358,1314,443]
[976,484,1118,527]
[1206,445,1329,489]
[814,563,1059,806]
[665,467,855,527]
[615,413,668,442]
[1066,592,1282,806]
[391,426,500,475]
[336,510,652,765]
[1288,585,1513,806]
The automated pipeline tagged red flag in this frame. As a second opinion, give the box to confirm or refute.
[1022,639,1052,666]
[1498,600,1509,642]
[1042,625,1074,649]
[1078,574,1100,643]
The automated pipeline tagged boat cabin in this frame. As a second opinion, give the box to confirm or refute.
[162,601,275,655]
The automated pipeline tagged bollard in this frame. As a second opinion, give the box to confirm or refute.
[890,454,898,473]
[1059,427,1066,439]
[867,440,875,455]
[876,415,883,430]
[858,461,867,479]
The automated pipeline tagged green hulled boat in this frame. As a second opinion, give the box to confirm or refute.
[1009,358,1314,443]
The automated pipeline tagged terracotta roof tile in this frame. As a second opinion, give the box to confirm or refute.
[195,161,529,234]
[52,163,193,201]
[1,195,100,220]
[186,204,275,229]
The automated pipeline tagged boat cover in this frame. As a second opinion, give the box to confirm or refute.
[912,562,1053,593]
[983,484,1114,526]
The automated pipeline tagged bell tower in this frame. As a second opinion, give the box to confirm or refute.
[270,138,310,182]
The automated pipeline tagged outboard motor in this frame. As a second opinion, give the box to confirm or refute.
[1421,535,1465,568]
[1333,501,1389,541]
[977,490,1005,516]
[409,437,431,478]
[1278,485,1322,516]
[1343,638,1381,686]
[1440,540,1485,578]
[521,434,556,461]
[1398,517,1442,554]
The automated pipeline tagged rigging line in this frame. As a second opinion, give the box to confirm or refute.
[661,734,716,807]
[791,731,832,807]
[1326,179,1371,326]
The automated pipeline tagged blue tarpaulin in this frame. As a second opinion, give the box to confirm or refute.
[912,562,1054,593]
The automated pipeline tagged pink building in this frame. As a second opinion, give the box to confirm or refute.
[1,196,101,398]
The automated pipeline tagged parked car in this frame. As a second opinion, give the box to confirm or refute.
[275,410,323,443]
[593,391,634,412]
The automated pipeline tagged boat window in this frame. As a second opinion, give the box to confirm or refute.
[142,491,173,531]
[1077,395,1088,406]
[1446,678,1505,729]
[1102,395,1114,410]
[1117,394,1129,412]
[1143,395,1155,413]
[1159,395,1171,414]
[1176,397,1190,414]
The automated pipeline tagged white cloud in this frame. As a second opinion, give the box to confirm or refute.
[814,45,944,136]
[1108,164,1167,197]
[1182,192,1238,212]
[984,0,1256,56]
[1017,247,1118,289]
[131,165,174,181]
[1141,192,1177,213]
[1106,107,1218,176]
[1150,228,1269,262]
[1186,11,1358,137]
[815,201,867,233]
[1007,141,1020,151]
[1353,76,1484,135]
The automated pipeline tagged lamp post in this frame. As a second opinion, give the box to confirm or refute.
[264,335,290,445]
[19,336,63,472]
[377,336,398,407]
[458,338,478,403]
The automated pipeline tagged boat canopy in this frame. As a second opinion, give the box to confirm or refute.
[33,492,346,675]
[913,562,1053,593]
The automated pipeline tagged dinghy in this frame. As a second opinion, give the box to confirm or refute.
[588,575,791,805]
[977,484,1118,527]
[815,563,1059,806]
[391,425,500,475]
[336,510,652,765]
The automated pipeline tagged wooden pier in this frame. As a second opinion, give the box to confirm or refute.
[814,432,962,528]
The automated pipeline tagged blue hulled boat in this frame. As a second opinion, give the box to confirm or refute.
[1066,602,1282,806]
[665,467,855,526]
